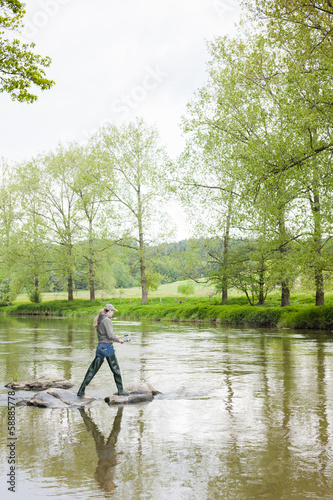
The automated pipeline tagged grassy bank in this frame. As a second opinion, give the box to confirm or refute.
[2,296,333,330]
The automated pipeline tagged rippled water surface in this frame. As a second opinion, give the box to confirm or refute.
[1,316,333,499]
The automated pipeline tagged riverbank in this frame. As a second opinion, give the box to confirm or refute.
[1,297,333,330]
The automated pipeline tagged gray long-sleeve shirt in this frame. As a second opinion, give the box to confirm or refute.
[97,314,120,344]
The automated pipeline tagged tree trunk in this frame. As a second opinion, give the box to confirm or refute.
[88,220,95,301]
[257,262,265,305]
[315,269,325,306]
[281,282,291,307]
[278,202,291,306]
[258,290,265,305]
[221,190,233,303]
[313,192,325,306]
[68,273,74,301]
[140,254,148,303]
[138,186,148,303]
[89,258,95,301]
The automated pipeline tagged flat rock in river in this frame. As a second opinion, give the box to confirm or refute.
[105,381,160,406]
[6,374,74,391]
[47,388,94,407]
[27,391,68,408]
[25,389,95,409]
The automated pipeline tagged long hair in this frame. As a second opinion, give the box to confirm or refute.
[93,308,107,328]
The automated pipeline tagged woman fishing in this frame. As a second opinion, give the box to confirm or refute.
[77,304,128,397]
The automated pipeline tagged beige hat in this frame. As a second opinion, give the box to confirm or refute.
[104,304,118,312]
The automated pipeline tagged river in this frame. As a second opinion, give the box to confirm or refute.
[0,316,333,499]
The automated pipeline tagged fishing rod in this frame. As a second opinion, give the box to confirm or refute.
[118,334,131,342]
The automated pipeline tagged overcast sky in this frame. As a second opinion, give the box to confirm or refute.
[1,0,241,238]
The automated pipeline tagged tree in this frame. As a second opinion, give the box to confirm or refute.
[181,28,333,305]
[0,160,21,302]
[177,140,241,303]
[177,282,195,298]
[71,142,117,301]
[241,0,333,304]
[22,146,85,301]
[96,118,174,303]
[0,0,54,102]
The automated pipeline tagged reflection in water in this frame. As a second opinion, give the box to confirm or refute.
[1,317,333,499]
[79,407,124,493]
[316,338,329,474]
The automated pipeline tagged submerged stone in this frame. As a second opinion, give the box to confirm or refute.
[105,381,160,406]
[16,399,30,407]
[25,389,94,409]
[6,374,74,391]
[27,391,68,408]
[125,382,160,395]
[47,388,94,407]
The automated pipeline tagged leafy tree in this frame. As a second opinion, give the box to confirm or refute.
[241,0,333,303]
[16,166,52,302]
[177,282,195,298]
[0,161,22,302]
[95,118,174,303]
[71,142,117,300]
[22,146,84,301]
[181,28,333,305]
[210,239,277,306]
[0,0,54,102]
[143,271,162,293]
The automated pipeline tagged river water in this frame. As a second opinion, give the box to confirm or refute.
[0,316,333,499]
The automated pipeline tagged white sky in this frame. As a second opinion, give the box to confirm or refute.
[1,0,241,239]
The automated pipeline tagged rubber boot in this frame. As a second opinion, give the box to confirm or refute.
[77,356,104,396]
[106,354,129,396]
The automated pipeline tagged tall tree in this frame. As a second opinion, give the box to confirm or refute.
[177,141,241,303]
[72,142,117,301]
[23,145,84,301]
[17,163,52,302]
[95,118,173,303]
[0,160,21,302]
[181,30,333,305]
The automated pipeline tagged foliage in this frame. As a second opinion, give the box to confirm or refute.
[142,271,162,293]
[28,288,41,303]
[0,278,10,304]
[179,2,333,306]
[0,0,54,102]
[177,282,195,297]
[95,118,174,303]
[3,295,333,330]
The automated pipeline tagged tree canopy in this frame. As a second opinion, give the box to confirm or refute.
[0,0,54,102]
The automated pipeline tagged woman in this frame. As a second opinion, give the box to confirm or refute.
[77,304,128,397]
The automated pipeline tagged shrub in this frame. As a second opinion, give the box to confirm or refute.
[29,289,42,303]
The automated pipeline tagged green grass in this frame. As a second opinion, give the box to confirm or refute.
[15,280,219,303]
[3,293,333,330]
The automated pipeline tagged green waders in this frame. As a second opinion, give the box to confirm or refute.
[77,353,128,397]
[77,356,104,396]
[106,354,129,396]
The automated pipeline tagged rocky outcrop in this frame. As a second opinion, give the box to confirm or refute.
[6,374,74,391]
[105,381,160,406]
[25,388,95,409]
